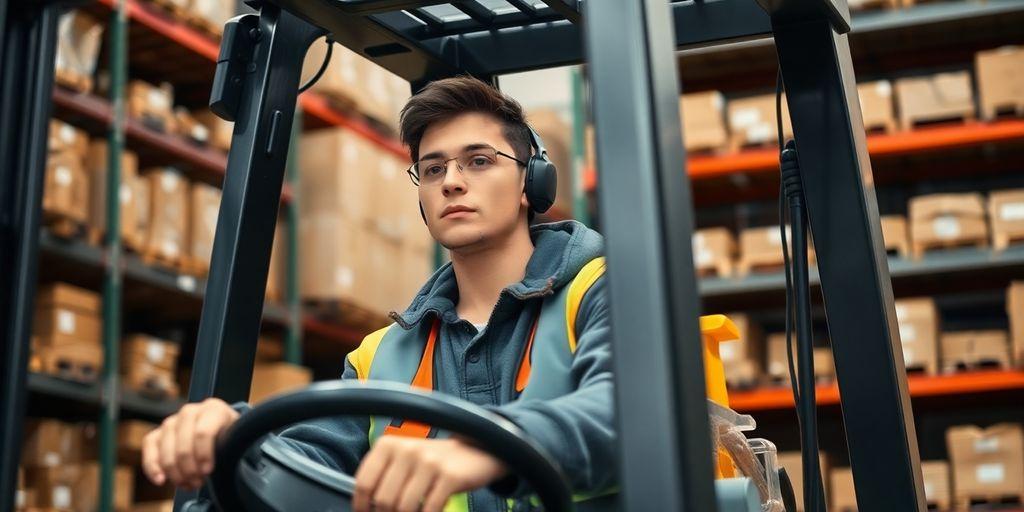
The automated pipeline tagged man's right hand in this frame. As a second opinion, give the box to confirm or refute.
[141,398,240,491]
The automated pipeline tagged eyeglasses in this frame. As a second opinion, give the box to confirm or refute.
[406,145,526,187]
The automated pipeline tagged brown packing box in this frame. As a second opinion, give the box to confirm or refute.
[118,420,156,462]
[36,282,101,314]
[894,297,940,374]
[24,465,79,510]
[132,172,152,251]
[680,91,728,152]
[738,226,784,274]
[361,60,404,129]
[54,11,103,93]
[879,215,910,257]
[300,128,376,220]
[256,335,284,362]
[48,120,89,156]
[528,109,574,214]
[777,451,831,512]
[143,169,189,264]
[189,183,222,271]
[856,80,896,133]
[975,46,1024,120]
[127,81,175,132]
[302,40,370,108]
[299,214,372,306]
[33,283,101,347]
[85,140,139,244]
[123,363,180,399]
[895,72,975,130]
[829,467,856,512]
[989,189,1024,251]
[43,150,89,224]
[174,107,209,145]
[122,334,179,371]
[369,149,419,246]
[70,462,134,512]
[921,460,952,510]
[727,93,793,148]
[766,335,832,382]
[908,193,988,256]
[250,362,313,404]
[693,227,735,278]
[191,109,234,152]
[813,347,835,382]
[366,230,405,315]
[132,501,174,512]
[718,313,762,378]
[946,423,1024,501]
[188,0,234,32]
[1010,282,1024,366]
[21,419,82,468]
[941,330,1011,371]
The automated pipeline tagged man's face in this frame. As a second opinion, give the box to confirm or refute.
[417,112,529,252]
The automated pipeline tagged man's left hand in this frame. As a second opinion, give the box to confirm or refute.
[353,436,509,512]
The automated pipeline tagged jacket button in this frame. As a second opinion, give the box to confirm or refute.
[468,353,481,364]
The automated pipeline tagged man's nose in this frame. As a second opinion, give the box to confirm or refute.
[441,160,467,195]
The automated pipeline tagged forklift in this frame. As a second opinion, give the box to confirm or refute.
[0,0,927,510]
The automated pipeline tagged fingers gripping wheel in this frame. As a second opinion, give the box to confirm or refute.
[525,127,558,214]
[204,381,574,512]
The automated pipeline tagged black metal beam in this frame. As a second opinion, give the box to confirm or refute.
[538,0,579,24]
[453,0,495,26]
[772,15,926,512]
[585,0,717,510]
[0,3,59,511]
[329,0,457,15]
[506,0,538,17]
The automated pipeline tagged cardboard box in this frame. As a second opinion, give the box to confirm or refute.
[975,46,1024,120]
[302,40,370,108]
[85,140,139,244]
[766,334,832,383]
[528,109,574,214]
[299,213,372,305]
[123,363,180,399]
[132,500,174,512]
[693,228,735,278]
[48,120,89,156]
[365,230,405,315]
[192,109,233,152]
[813,347,835,382]
[189,182,221,271]
[727,93,792,148]
[187,0,234,34]
[908,193,988,257]
[36,282,101,315]
[921,460,952,511]
[369,150,419,246]
[894,297,940,374]
[736,226,815,275]
[54,11,103,93]
[249,362,312,404]
[989,189,1024,251]
[299,128,376,220]
[132,172,152,251]
[21,419,82,468]
[856,80,897,133]
[777,451,831,512]
[256,335,284,362]
[829,467,857,512]
[361,60,406,130]
[879,215,910,258]
[174,107,209,145]
[24,465,80,510]
[118,420,156,462]
[142,169,189,264]
[33,283,101,347]
[69,462,133,512]
[941,330,1011,371]
[681,91,728,152]
[122,334,178,371]
[895,72,975,130]
[718,313,762,386]
[1009,281,1024,366]
[946,423,1024,502]
[127,80,176,132]
[43,150,89,224]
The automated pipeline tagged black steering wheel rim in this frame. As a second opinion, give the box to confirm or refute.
[207,381,575,511]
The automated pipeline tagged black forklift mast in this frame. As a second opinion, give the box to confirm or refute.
[0,1,927,511]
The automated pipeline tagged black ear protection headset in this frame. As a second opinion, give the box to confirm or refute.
[418,126,558,223]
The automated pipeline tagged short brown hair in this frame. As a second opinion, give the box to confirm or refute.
[399,76,532,164]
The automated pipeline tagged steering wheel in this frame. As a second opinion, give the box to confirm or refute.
[202,381,575,511]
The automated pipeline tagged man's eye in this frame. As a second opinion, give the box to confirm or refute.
[467,155,492,167]
[424,165,445,176]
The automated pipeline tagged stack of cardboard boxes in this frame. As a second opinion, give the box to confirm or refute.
[140,168,189,268]
[1010,282,1024,367]
[894,297,940,375]
[127,80,176,133]
[726,93,793,150]
[895,71,975,130]
[829,460,952,511]
[946,423,1024,509]
[121,334,181,399]
[989,189,1024,251]
[716,314,762,389]
[764,334,835,385]
[31,283,103,382]
[908,193,989,259]
[187,182,222,275]
[692,228,735,278]
[856,80,897,133]
[680,91,729,153]
[941,330,1012,373]
[299,127,432,317]
[54,10,104,93]
[879,215,910,258]
[44,121,91,236]
[975,46,1024,121]
[85,139,140,247]
[20,419,135,511]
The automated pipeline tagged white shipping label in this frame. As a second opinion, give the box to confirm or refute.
[146,341,166,363]
[933,216,961,240]
[55,166,73,186]
[899,323,917,342]
[15,489,24,508]
[977,463,1005,484]
[747,124,773,143]
[769,362,784,376]
[43,451,60,467]
[163,239,180,257]
[768,226,790,246]
[191,124,210,142]
[160,172,180,192]
[695,248,714,268]
[730,108,761,128]
[1000,202,1024,221]
[57,309,76,335]
[52,486,71,509]
[974,437,1000,453]
[875,81,892,97]
[719,341,738,361]
[119,183,132,204]
[923,482,935,499]
[60,124,76,144]
[693,232,706,248]
[176,275,196,293]
[148,89,170,111]
[713,93,724,111]
[335,266,354,290]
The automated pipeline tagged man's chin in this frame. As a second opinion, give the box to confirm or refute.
[437,227,489,251]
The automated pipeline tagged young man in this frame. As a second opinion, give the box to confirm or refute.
[141,76,617,511]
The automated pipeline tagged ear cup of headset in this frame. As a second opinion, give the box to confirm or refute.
[525,156,557,214]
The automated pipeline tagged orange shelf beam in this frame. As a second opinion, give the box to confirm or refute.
[99,0,408,160]
[728,370,1024,412]
[584,119,1024,189]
